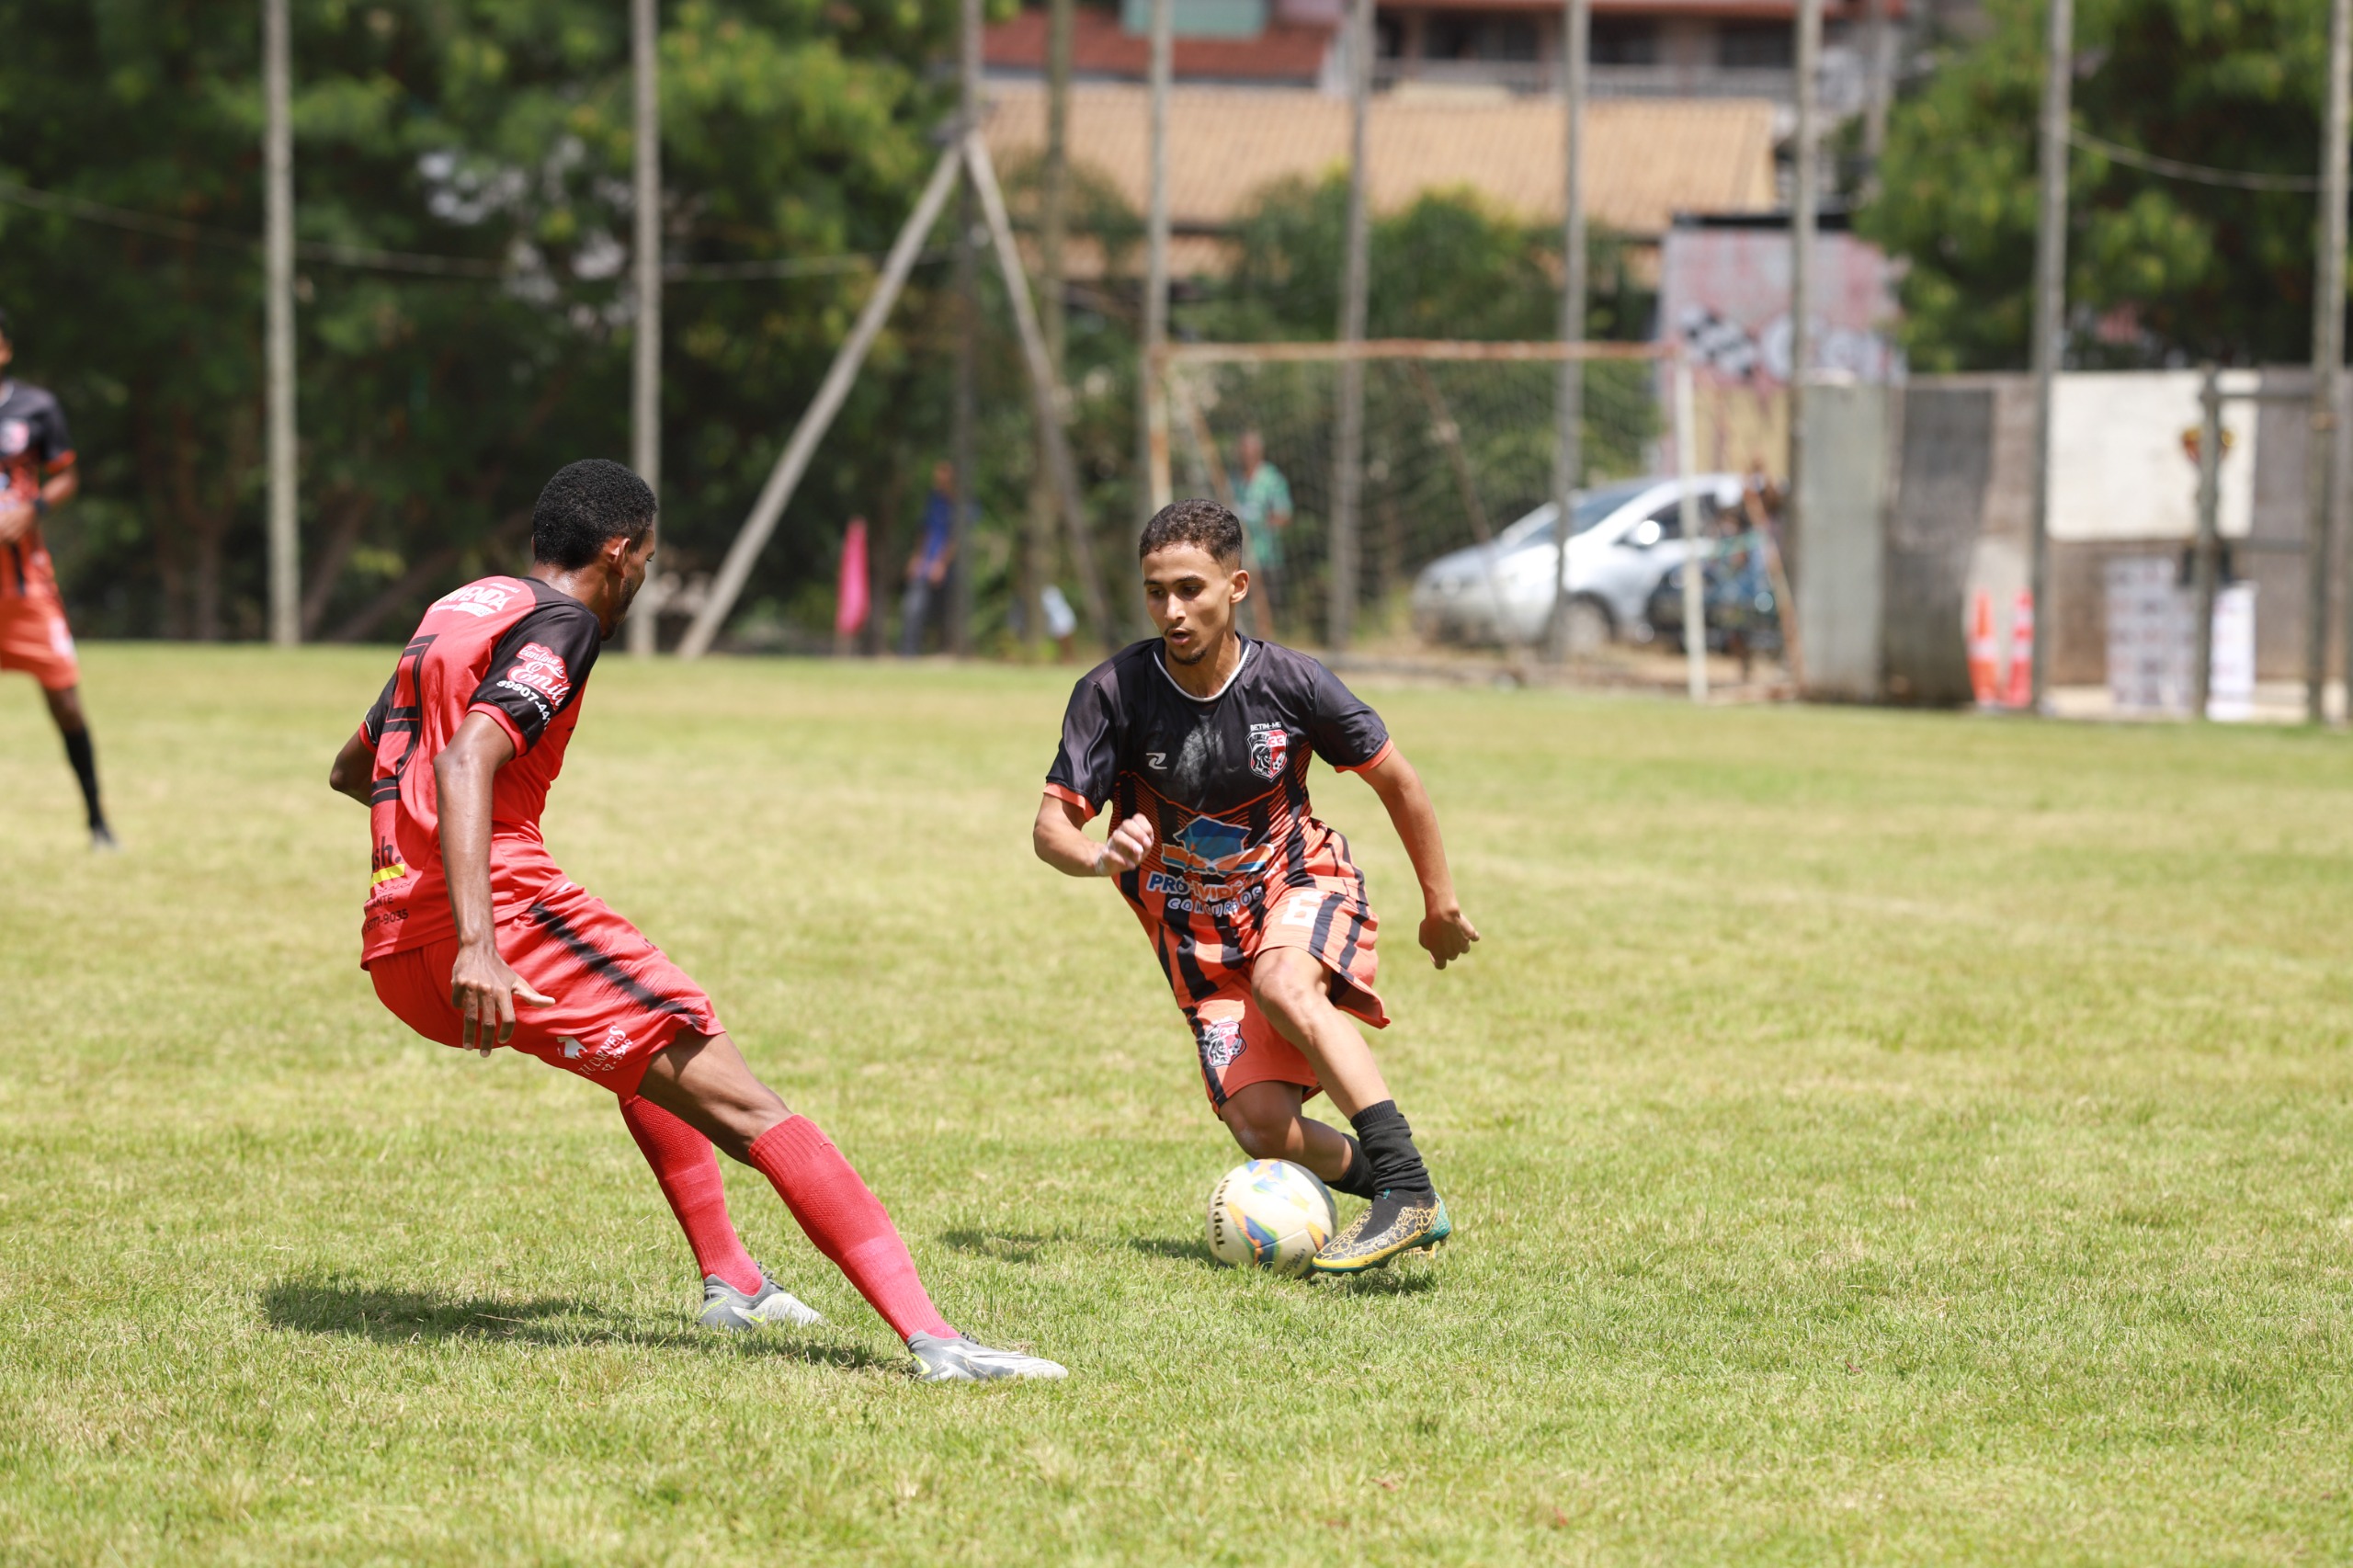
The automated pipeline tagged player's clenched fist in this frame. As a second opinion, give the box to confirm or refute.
[1418,904,1480,970]
[1096,812,1155,876]
[449,940,554,1054]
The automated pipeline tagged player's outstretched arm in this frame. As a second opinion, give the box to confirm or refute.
[327,727,374,805]
[434,712,553,1051]
[1358,747,1480,969]
[1032,792,1154,879]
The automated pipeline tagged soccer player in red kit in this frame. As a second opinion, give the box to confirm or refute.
[327,460,1062,1381]
[0,309,112,847]
[1031,498,1478,1274]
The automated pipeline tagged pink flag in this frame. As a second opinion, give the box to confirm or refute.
[835,517,870,637]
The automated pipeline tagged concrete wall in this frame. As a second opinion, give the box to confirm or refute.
[1796,382,1888,700]
[1845,369,2344,703]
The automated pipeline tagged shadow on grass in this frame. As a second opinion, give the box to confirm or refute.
[258,1279,890,1370]
[940,1229,1049,1264]
[1127,1235,1216,1266]
[1127,1235,1443,1294]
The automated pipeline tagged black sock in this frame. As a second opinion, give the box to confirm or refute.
[1329,1132,1378,1200]
[1347,1099,1432,1198]
[61,728,105,830]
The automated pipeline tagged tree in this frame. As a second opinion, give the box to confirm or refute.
[0,0,959,642]
[1859,0,2334,372]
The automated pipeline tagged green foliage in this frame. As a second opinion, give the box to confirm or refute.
[0,0,959,642]
[1859,0,2335,372]
[1194,173,1648,346]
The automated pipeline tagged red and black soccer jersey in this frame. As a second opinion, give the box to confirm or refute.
[1047,634,1392,933]
[0,380,74,603]
[357,575,603,964]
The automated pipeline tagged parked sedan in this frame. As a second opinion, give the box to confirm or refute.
[1407,474,1745,650]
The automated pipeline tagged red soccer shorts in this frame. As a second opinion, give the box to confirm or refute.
[1140,863,1386,1113]
[0,585,79,691]
[367,880,722,1096]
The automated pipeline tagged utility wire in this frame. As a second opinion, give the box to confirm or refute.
[0,177,932,282]
[2071,127,2322,192]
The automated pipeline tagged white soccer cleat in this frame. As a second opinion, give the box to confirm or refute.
[699,1269,823,1330]
[905,1332,1068,1383]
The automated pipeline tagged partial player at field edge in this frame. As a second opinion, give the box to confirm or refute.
[0,308,111,849]
[326,460,1063,1382]
[1033,497,1478,1276]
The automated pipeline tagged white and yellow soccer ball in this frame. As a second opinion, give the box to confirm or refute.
[1206,1159,1338,1276]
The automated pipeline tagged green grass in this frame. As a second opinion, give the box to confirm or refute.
[5,646,2353,1564]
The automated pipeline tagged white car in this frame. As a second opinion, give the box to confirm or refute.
[1407,474,1745,650]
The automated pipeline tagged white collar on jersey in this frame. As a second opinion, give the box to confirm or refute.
[1152,635,1255,702]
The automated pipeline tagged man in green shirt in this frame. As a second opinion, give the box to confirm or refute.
[1232,429,1292,637]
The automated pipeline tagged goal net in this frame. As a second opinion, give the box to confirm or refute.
[1157,341,1668,653]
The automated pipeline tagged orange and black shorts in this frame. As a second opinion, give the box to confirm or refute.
[1129,831,1386,1112]
[0,580,79,691]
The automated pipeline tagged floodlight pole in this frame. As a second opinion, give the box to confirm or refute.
[264,0,298,648]
[1676,358,1707,703]
[949,0,982,656]
[1787,0,1821,589]
[1548,0,1588,665]
[2027,0,2075,711]
[1142,0,1174,515]
[1331,0,1374,653]
[627,0,661,657]
[1022,0,1075,651]
[2315,0,2352,723]
[2192,365,2223,720]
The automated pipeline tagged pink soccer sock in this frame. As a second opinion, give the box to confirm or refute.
[619,1095,764,1296]
[745,1116,955,1341]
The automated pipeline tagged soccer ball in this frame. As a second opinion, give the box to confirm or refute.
[1206,1159,1338,1276]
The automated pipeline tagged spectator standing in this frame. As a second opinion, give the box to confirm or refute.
[900,460,958,657]
[1231,430,1291,636]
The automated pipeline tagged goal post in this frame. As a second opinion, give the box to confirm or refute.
[1153,338,1672,661]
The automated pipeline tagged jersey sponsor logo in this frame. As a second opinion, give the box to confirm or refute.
[433,583,517,618]
[0,420,28,457]
[1146,752,1168,770]
[558,1026,631,1074]
[1159,813,1275,881]
[1247,722,1290,781]
[1144,872,1267,918]
[504,642,574,705]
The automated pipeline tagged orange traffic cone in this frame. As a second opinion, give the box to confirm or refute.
[1968,591,1999,706]
[2004,589,2034,709]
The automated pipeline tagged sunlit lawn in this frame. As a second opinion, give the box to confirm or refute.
[3,644,2350,1563]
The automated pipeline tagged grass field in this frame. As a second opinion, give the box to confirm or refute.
[5,645,2353,1564]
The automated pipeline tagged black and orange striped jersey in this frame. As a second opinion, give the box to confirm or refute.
[1046,635,1393,919]
[0,380,74,604]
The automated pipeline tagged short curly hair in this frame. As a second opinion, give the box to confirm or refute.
[1139,497,1244,564]
[532,460,657,570]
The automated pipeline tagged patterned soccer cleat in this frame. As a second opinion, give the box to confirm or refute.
[906,1332,1068,1383]
[698,1269,824,1331]
[1309,1189,1452,1277]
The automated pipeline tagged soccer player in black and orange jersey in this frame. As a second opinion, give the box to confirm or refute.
[0,310,112,847]
[1032,498,1478,1275]
[326,460,1062,1381]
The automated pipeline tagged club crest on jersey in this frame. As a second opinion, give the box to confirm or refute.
[1197,1015,1246,1071]
[1247,722,1290,781]
[0,420,28,457]
[504,642,573,706]
[434,583,517,618]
